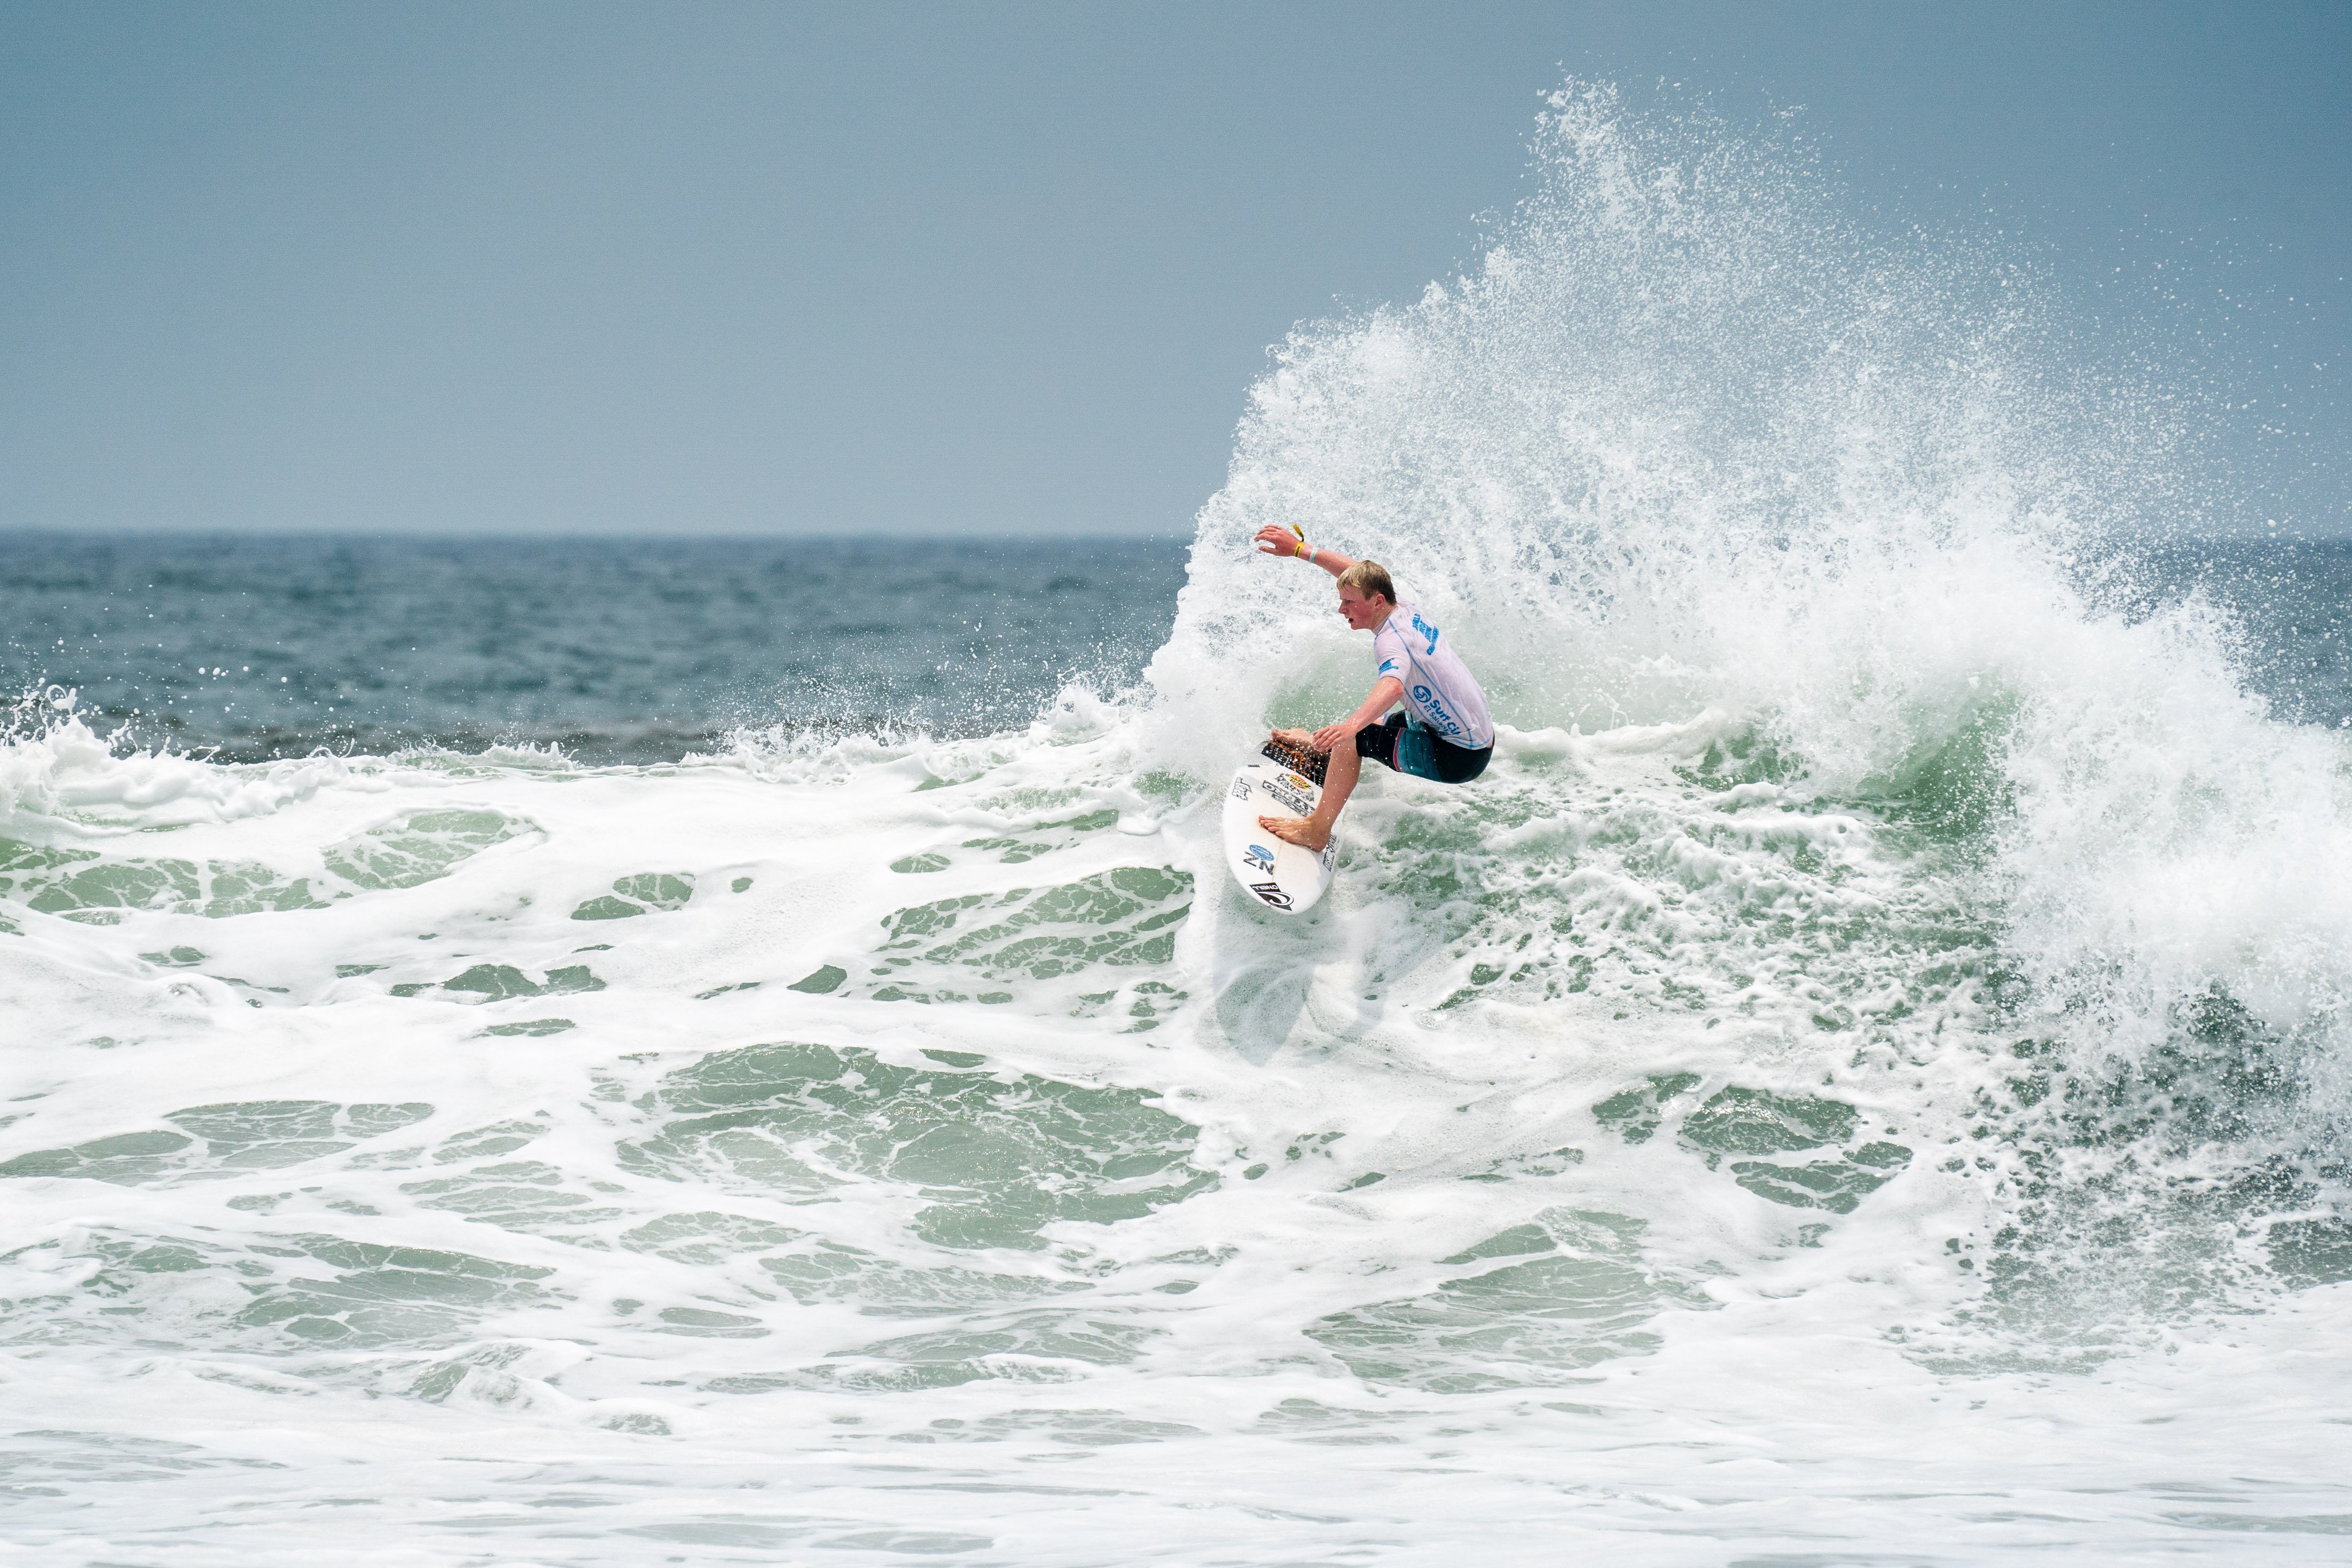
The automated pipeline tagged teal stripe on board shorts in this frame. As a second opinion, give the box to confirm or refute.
[1357,714,1492,783]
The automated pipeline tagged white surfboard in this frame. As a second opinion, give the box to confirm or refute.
[1221,739,1341,915]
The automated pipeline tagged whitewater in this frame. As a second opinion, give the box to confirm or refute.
[4,87,2351,1564]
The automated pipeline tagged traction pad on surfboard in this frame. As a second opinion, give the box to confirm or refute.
[1260,736,1329,787]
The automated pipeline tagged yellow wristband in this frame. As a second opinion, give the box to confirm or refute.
[1297,540,1312,561]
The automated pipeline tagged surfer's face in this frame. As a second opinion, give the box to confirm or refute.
[1336,586,1390,632]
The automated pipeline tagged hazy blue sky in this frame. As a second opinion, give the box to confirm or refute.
[4,2,2345,537]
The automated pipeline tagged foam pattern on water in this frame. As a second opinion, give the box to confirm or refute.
[1306,1208,1714,1392]
[617,1040,1216,1247]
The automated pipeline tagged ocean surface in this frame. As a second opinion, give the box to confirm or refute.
[6,88,2352,1565]
[1,535,1190,763]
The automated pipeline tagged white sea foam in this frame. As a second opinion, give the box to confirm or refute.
[3,86,2351,1563]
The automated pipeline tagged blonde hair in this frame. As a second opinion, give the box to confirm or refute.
[1337,558,1395,605]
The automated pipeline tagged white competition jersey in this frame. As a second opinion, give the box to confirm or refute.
[1372,600,1495,749]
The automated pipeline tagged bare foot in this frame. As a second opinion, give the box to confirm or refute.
[1259,813,1331,852]
[1270,727,1313,747]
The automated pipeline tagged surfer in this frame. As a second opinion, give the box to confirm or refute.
[1251,525,1495,852]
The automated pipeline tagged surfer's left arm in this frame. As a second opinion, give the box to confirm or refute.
[1311,676,1405,752]
[1253,525,1352,581]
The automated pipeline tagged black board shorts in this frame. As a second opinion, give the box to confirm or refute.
[1357,714,1492,784]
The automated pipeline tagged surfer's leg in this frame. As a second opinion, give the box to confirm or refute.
[1310,741,1361,833]
[1259,736,1361,852]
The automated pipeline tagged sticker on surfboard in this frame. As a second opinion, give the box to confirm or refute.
[1220,737,1340,915]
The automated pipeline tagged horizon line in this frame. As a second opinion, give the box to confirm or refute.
[1,524,2340,546]
[0,527,1200,545]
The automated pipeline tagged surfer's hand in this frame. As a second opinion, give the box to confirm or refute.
[1310,720,1356,753]
[1253,525,1304,558]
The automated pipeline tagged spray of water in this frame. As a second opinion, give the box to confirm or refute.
[1149,81,2352,1346]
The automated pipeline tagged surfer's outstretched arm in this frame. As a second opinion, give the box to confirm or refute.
[1253,524,1353,582]
[1259,677,1403,852]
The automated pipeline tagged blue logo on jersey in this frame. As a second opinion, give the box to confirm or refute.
[1412,684,1463,736]
[1409,611,1439,656]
